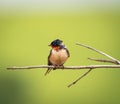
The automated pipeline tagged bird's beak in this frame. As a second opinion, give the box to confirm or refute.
[48,44,51,46]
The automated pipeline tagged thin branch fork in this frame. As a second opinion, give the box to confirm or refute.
[76,43,120,65]
[7,43,120,87]
[88,58,120,65]
[67,68,93,87]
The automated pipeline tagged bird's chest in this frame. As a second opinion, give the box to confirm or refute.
[50,49,68,65]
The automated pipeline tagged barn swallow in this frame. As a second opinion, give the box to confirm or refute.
[45,39,70,75]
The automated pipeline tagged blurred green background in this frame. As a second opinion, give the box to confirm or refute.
[0,0,120,104]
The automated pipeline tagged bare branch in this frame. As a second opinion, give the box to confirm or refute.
[88,58,118,64]
[7,65,55,70]
[7,65,120,70]
[7,64,120,87]
[76,43,120,64]
[68,68,93,87]
[7,43,120,87]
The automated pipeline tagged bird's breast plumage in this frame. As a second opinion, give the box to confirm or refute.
[49,48,69,66]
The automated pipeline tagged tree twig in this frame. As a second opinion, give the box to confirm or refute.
[7,65,120,70]
[68,68,93,87]
[76,43,120,64]
[7,65,120,88]
[88,58,118,64]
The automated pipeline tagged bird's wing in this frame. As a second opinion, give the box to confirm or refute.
[65,48,70,57]
[48,49,52,65]
[44,50,52,75]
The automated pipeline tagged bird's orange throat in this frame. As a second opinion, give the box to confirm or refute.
[51,46,60,51]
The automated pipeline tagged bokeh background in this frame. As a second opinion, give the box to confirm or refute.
[0,0,120,104]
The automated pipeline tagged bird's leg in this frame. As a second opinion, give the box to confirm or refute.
[60,65,64,70]
[53,65,57,70]
[53,65,64,70]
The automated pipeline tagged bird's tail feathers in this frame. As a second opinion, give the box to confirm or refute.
[44,68,52,76]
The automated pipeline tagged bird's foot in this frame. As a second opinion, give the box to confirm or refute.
[60,65,64,70]
[53,65,64,70]
[53,65,58,70]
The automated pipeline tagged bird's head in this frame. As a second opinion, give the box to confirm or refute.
[49,39,64,50]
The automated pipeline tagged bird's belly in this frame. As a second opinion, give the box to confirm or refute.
[50,50,68,66]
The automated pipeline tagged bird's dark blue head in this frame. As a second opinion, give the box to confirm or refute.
[49,39,63,47]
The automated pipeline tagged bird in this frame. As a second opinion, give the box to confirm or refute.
[45,39,70,75]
